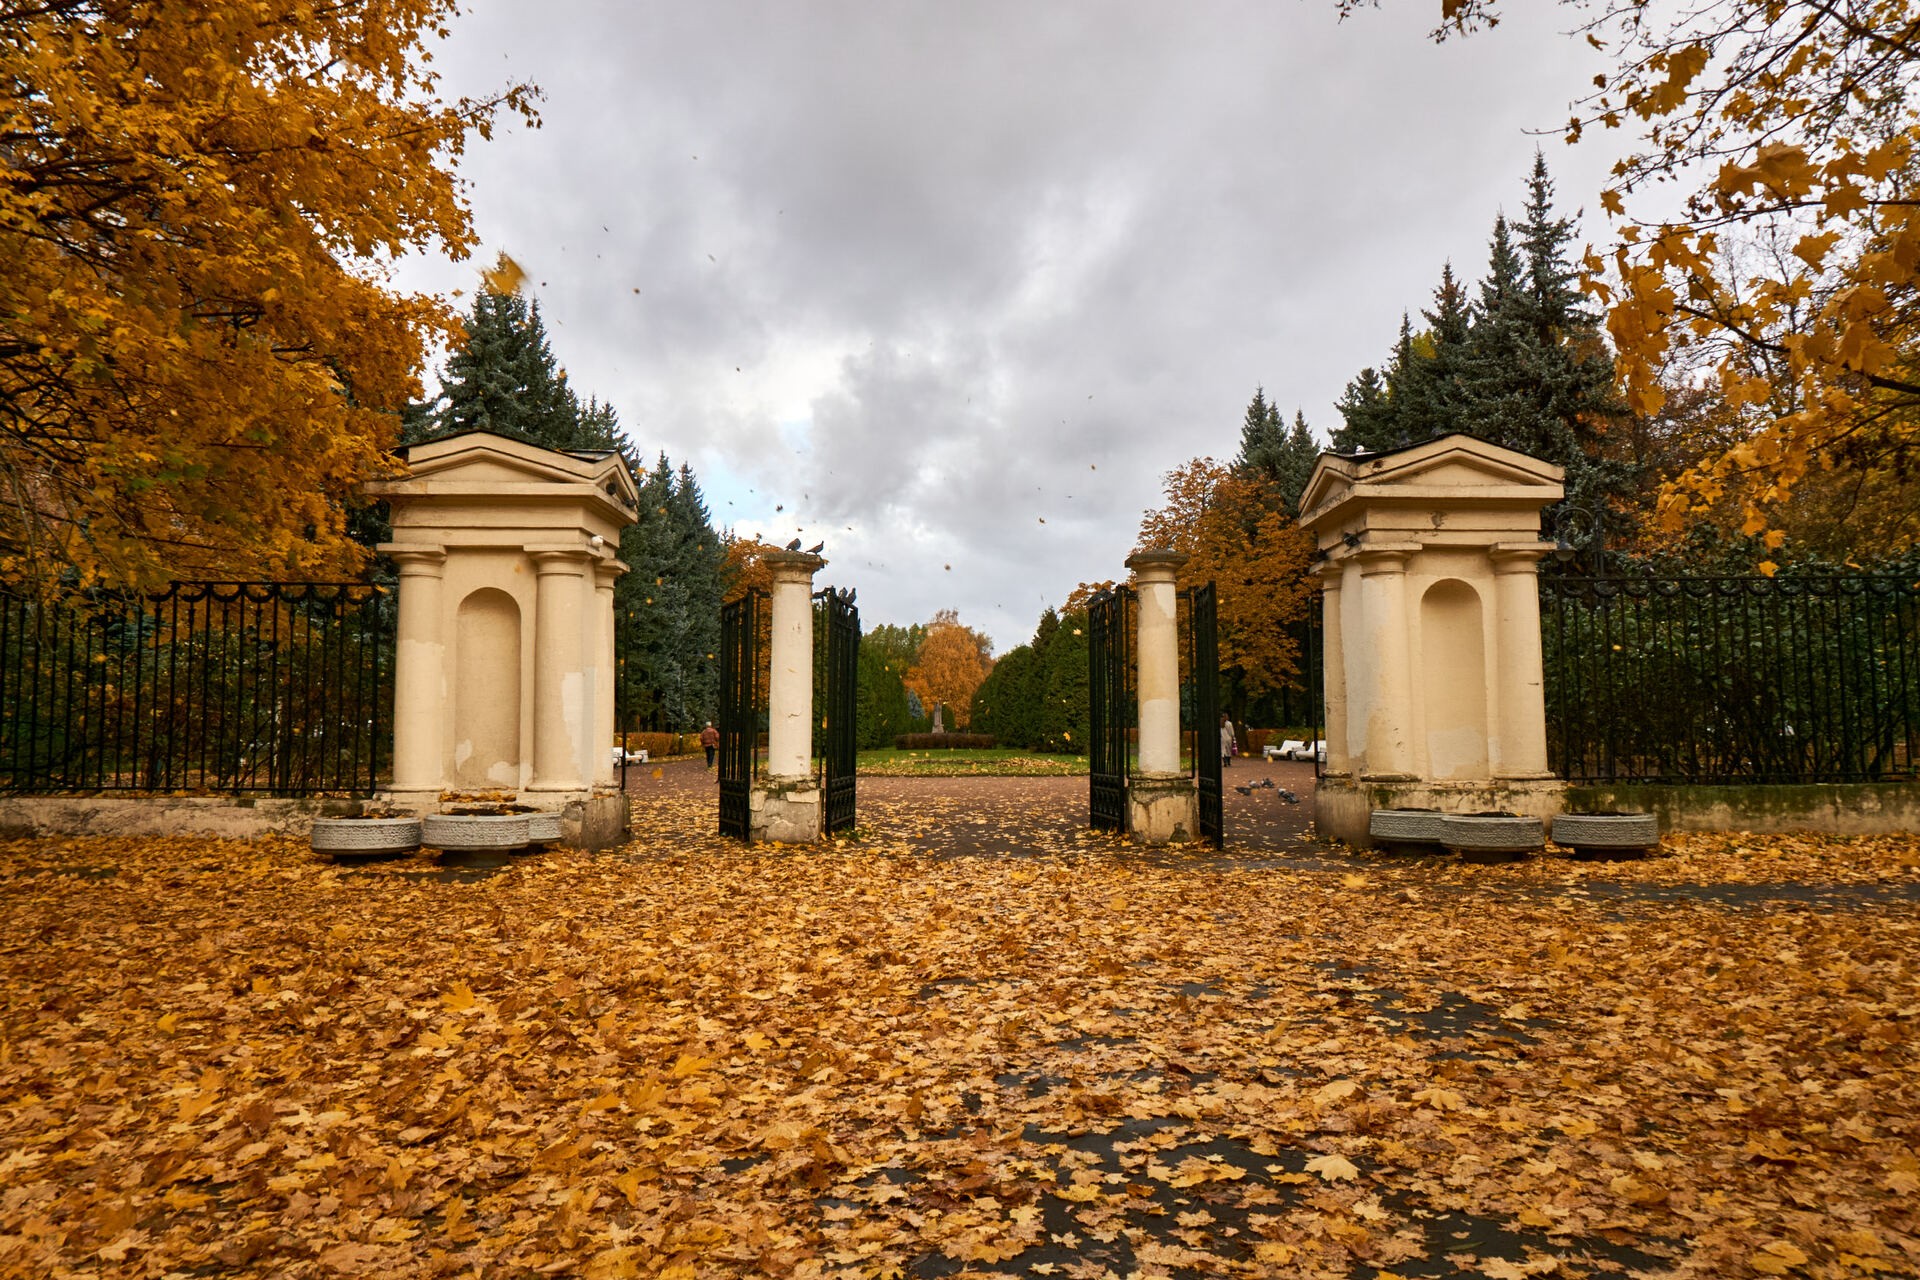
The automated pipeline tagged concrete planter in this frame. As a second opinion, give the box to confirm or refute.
[525,811,563,844]
[1441,812,1544,859]
[1369,808,1445,851]
[1552,811,1659,858]
[421,813,532,851]
[310,816,422,857]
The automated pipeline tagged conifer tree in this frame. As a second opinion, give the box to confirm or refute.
[414,269,619,452]
[856,644,914,748]
[1035,611,1090,753]
[615,453,726,729]
[1460,155,1631,515]
[1272,411,1322,515]
[1407,263,1473,438]
[1332,367,1392,453]
[1458,213,1536,448]
[1233,387,1286,477]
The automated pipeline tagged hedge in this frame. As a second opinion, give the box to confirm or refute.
[617,731,702,758]
[892,732,998,750]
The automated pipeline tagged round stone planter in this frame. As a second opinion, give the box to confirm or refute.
[1552,812,1660,859]
[1369,808,1445,852]
[421,813,532,852]
[310,816,422,857]
[525,811,563,845]
[1441,812,1544,861]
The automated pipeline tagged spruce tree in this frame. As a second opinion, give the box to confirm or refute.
[1407,263,1473,438]
[1233,387,1287,478]
[1458,213,1537,449]
[1462,155,1632,518]
[1332,367,1392,453]
[415,268,619,453]
[1272,410,1321,515]
[615,453,726,729]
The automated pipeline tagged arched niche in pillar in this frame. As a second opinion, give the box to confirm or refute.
[1419,578,1487,780]
[454,587,522,787]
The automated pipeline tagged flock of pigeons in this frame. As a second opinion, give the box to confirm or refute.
[1232,777,1299,803]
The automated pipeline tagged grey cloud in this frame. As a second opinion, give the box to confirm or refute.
[404,0,1618,649]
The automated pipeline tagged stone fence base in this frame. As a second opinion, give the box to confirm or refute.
[0,791,631,851]
[1564,781,1920,837]
[1316,776,1919,846]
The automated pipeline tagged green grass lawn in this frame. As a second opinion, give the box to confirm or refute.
[856,747,1088,776]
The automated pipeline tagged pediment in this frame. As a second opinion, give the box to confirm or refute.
[1299,434,1563,526]
[397,431,640,510]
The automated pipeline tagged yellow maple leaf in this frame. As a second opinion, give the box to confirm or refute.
[1749,1240,1809,1275]
[482,252,527,295]
[1305,1153,1360,1182]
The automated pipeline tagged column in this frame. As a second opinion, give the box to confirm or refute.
[1315,560,1350,777]
[1491,543,1555,777]
[593,559,624,787]
[1353,546,1416,779]
[385,546,447,794]
[530,548,591,792]
[764,550,824,782]
[1127,550,1187,776]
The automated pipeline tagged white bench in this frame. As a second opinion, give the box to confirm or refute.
[611,747,649,766]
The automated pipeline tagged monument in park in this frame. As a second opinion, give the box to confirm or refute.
[366,431,637,849]
[1298,435,1566,845]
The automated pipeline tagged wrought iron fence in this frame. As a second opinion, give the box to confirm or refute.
[0,582,394,795]
[1541,574,1920,784]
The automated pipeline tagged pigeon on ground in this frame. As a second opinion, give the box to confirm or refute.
[785,537,802,551]
[1276,789,1299,804]
[1234,785,1253,796]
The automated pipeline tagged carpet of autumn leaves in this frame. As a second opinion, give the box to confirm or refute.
[1,775,1916,1279]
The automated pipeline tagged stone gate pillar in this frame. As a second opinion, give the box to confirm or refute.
[751,550,825,843]
[366,432,638,849]
[1297,434,1565,846]
[1126,549,1198,844]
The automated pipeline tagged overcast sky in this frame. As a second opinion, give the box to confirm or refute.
[392,1,1617,652]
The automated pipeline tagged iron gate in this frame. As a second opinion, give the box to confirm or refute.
[816,586,859,835]
[1186,582,1222,846]
[717,591,762,839]
[1088,585,1133,831]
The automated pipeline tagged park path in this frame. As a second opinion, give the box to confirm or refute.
[624,755,1323,858]
[621,755,1920,912]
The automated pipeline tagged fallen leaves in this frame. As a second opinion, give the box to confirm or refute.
[0,797,1915,1278]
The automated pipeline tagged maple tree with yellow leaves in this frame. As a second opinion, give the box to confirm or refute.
[1351,0,1920,565]
[0,1,536,589]
[1137,457,1315,731]
[904,608,994,731]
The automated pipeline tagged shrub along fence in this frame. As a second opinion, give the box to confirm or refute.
[1541,574,1919,785]
[0,582,394,796]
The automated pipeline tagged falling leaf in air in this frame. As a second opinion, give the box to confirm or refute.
[483,253,527,294]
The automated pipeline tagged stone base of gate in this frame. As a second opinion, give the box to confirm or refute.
[379,787,629,851]
[1127,773,1198,846]
[1315,776,1566,849]
[750,776,822,844]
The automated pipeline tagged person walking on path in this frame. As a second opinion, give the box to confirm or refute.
[700,721,719,769]
[1220,714,1235,769]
